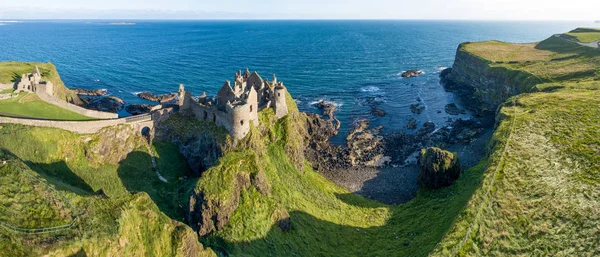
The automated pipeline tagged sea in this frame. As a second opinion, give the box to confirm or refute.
[0,20,595,143]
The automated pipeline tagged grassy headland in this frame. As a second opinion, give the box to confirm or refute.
[563,27,600,43]
[0,62,89,120]
[433,32,600,256]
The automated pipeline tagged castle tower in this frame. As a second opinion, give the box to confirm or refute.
[178,84,192,110]
[247,86,259,126]
[273,83,288,118]
[31,66,41,84]
[216,81,235,110]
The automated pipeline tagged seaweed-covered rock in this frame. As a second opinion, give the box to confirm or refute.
[401,70,424,78]
[137,92,178,103]
[126,104,156,115]
[405,118,418,130]
[417,147,461,189]
[85,96,125,113]
[72,88,107,96]
[410,103,425,114]
[445,103,466,115]
[371,107,387,117]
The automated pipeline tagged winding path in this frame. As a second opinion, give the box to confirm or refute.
[555,34,600,48]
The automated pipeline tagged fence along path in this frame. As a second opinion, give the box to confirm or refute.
[0,160,80,235]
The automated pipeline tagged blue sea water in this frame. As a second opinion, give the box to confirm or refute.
[0,20,595,142]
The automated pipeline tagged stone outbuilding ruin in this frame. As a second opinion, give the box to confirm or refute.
[15,66,54,95]
[178,68,289,139]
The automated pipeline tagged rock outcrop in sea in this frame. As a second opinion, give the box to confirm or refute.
[417,147,461,189]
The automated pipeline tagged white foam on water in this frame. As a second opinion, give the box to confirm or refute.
[434,66,449,73]
[309,99,343,108]
[360,86,380,92]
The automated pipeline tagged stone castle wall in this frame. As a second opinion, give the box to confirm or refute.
[0,116,126,134]
[35,84,118,119]
[0,83,14,91]
[0,107,176,134]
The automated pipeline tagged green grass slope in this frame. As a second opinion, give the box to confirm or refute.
[0,92,92,120]
[189,93,490,256]
[0,124,216,256]
[563,27,600,43]
[432,33,600,256]
[463,35,600,83]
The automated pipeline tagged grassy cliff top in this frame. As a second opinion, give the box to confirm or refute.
[434,30,600,256]
[460,34,600,82]
[563,27,600,43]
[0,62,81,103]
[0,62,90,120]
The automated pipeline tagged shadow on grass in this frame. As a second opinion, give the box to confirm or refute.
[117,149,192,222]
[21,160,95,196]
[204,160,487,257]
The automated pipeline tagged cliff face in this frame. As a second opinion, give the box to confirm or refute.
[443,43,543,114]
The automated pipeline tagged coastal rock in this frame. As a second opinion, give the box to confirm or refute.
[401,70,424,78]
[410,103,425,114]
[72,88,107,96]
[418,122,436,136]
[443,46,543,114]
[346,120,388,167]
[137,92,178,103]
[417,147,461,189]
[364,96,384,106]
[405,118,417,130]
[85,125,141,165]
[85,96,125,113]
[371,107,387,117]
[277,209,291,232]
[126,104,156,115]
[156,127,223,176]
[445,103,466,115]
[315,100,336,120]
[304,113,346,171]
[188,173,251,236]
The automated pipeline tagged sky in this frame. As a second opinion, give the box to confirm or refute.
[1,0,599,20]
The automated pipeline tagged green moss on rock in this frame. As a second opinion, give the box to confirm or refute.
[417,147,461,189]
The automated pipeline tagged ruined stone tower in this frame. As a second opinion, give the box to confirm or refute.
[175,69,288,139]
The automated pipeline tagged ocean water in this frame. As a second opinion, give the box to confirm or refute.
[0,20,595,142]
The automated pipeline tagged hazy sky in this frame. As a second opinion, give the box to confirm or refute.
[1,0,599,20]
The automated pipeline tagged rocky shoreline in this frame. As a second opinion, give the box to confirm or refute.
[304,73,496,204]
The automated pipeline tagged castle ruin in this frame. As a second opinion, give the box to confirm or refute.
[15,66,54,95]
[178,68,289,139]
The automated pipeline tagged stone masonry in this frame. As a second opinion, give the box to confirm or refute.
[178,68,289,139]
[15,65,53,95]
[12,66,118,119]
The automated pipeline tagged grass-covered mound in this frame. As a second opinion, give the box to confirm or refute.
[0,124,216,256]
[0,92,92,120]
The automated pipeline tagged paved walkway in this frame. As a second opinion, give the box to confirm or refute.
[555,34,600,48]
